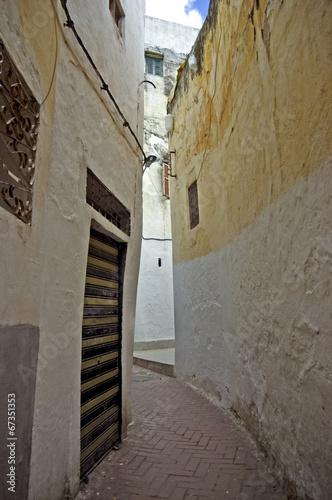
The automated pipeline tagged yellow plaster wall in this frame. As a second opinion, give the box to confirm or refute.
[169,2,332,496]
[169,0,332,265]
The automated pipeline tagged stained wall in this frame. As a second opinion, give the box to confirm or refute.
[168,0,332,498]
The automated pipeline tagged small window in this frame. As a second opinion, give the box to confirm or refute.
[188,180,199,229]
[145,55,163,77]
[163,164,170,198]
[110,0,125,31]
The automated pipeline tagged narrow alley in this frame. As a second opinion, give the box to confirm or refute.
[0,1,331,499]
[76,365,285,500]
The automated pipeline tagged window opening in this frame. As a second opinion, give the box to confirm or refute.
[162,164,170,197]
[109,0,125,31]
[145,55,163,77]
[188,180,199,229]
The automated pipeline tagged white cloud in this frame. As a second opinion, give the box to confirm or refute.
[145,0,203,28]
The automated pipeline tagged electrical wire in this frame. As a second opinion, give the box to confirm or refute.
[146,169,161,197]
[60,0,146,161]
[142,236,172,241]
[40,1,58,106]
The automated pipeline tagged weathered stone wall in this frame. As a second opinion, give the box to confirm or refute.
[169,0,332,498]
[0,1,145,499]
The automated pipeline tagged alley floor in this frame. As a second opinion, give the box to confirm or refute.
[76,366,286,500]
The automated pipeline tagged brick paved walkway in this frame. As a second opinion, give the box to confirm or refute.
[76,366,286,500]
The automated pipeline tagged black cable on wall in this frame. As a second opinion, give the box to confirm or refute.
[60,0,146,161]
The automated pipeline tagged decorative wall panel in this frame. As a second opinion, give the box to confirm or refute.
[86,168,131,236]
[0,40,40,224]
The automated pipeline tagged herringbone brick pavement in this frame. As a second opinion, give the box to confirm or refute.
[76,366,286,500]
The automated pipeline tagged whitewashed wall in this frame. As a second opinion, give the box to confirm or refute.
[134,17,199,348]
[145,16,200,55]
[0,1,145,499]
[174,157,332,499]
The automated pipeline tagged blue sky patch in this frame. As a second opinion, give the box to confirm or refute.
[185,0,209,20]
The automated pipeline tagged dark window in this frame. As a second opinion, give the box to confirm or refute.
[109,0,125,31]
[145,55,163,77]
[188,180,199,229]
[163,164,170,198]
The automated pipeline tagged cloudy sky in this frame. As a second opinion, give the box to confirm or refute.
[145,0,210,28]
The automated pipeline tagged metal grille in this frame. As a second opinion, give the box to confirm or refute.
[0,39,40,224]
[188,180,199,229]
[80,227,122,479]
[86,169,131,236]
